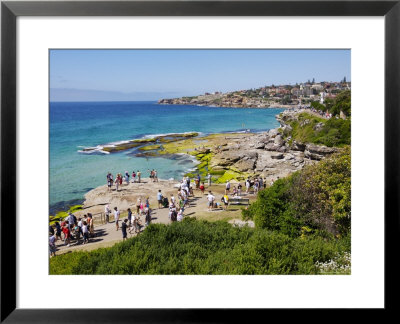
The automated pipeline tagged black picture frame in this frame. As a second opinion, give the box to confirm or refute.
[1,0,399,322]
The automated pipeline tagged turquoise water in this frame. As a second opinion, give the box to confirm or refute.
[50,101,283,211]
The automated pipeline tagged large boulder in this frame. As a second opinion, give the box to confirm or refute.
[304,144,336,160]
[277,145,288,153]
[236,159,256,172]
[268,129,279,137]
[291,140,306,151]
[265,143,277,151]
[274,135,285,146]
[282,125,293,136]
[254,142,265,149]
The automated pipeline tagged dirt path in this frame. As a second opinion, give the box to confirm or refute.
[53,184,256,256]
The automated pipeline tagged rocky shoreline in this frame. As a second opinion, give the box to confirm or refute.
[78,110,338,215]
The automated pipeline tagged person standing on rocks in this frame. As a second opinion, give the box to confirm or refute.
[225,180,231,195]
[107,172,113,192]
[132,171,136,183]
[245,179,251,193]
[136,197,142,214]
[114,207,120,231]
[207,173,212,186]
[137,170,141,183]
[238,183,242,196]
[154,170,158,182]
[115,175,120,192]
[124,171,130,185]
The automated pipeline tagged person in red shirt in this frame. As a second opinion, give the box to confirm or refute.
[199,182,205,194]
[62,224,71,247]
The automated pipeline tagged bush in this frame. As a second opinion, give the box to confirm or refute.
[243,147,351,237]
[50,219,349,275]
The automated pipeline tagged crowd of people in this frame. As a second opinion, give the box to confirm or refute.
[50,169,279,257]
[106,169,148,191]
[49,211,95,257]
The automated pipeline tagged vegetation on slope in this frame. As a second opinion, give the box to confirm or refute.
[242,147,351,237]
[285,112,351,147]
[50,218,349,275]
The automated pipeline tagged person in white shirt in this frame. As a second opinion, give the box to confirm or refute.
[105,204,111,223]
[81,221,89,244]
[207,191,215,210]
[177,210,183,222]
[114,207,120,231]
[207,173,212,186]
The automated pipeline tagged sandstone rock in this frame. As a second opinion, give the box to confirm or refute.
[268,129,279,137]
[254,142,265,149]
[277,146,288,153]
[274,135,284,146]
[304,144,336,160]
[291,140,306,151]
[236,159,256,172]
[283,125,293,135]
[265,143,277,151]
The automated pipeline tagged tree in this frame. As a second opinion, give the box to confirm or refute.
[331,90,351,117]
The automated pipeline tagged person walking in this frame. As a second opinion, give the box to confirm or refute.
[199,182,205,195]
[157,190,163,209]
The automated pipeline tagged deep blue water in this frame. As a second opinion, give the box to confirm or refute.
[50,101,283,209]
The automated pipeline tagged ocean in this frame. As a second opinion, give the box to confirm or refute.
[50,101,283,213]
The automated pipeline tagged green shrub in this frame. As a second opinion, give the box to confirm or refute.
[50,219,348,275]
[243,147,351,237]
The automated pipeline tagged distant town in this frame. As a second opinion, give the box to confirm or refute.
[158,78,351,108]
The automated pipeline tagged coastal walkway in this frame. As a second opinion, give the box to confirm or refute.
[53,183,256,256]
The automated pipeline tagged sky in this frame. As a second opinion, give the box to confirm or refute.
[50,49,351,102]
